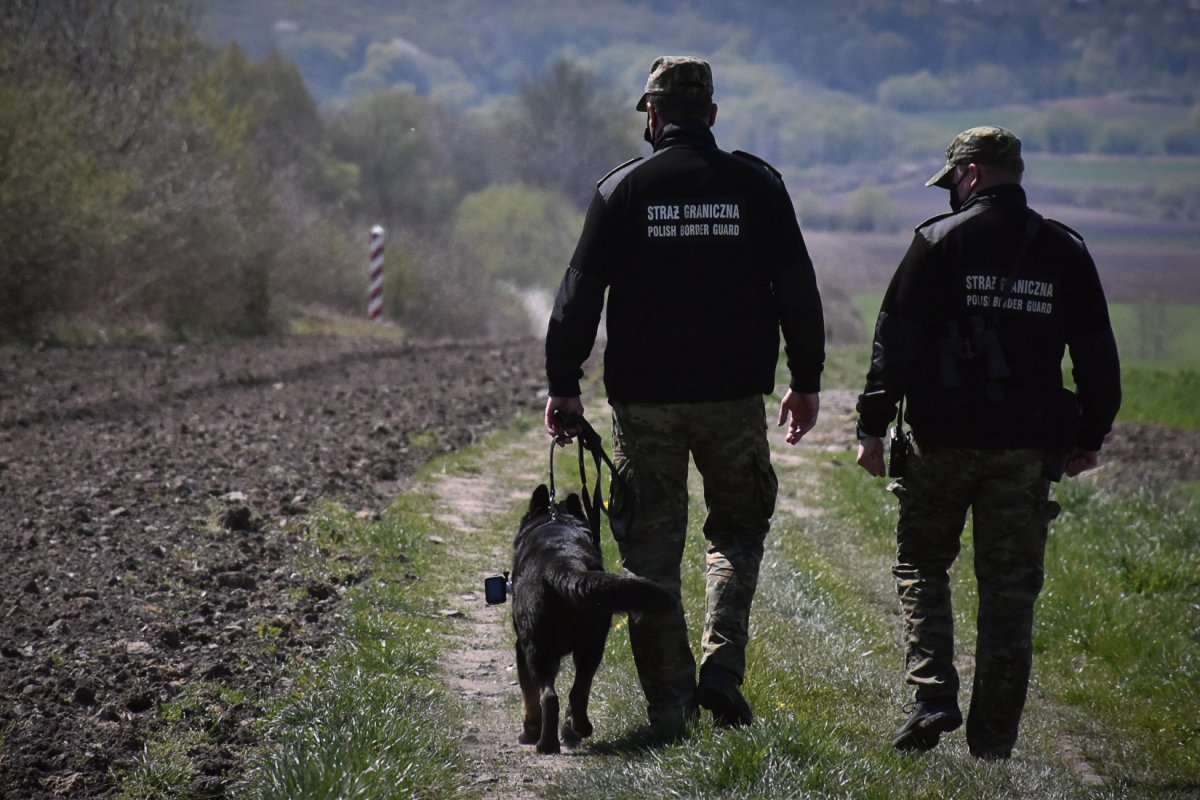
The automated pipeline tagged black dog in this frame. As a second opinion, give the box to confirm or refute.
[511,484,674,753]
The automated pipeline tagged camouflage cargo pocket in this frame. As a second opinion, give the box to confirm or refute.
[754,453,778,519]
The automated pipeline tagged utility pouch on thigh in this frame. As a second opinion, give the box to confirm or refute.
[888,427,911,479]
[887,398,911,479]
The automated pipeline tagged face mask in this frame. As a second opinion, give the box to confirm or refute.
[948,169,969,212]
[644,122,654,144]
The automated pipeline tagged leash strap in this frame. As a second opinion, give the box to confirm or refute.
[549,413,620,549]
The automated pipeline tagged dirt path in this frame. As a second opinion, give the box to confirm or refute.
[424,392,861,796]
[429,433,582,798]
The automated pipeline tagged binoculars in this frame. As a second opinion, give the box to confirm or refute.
[939,317,1009,394]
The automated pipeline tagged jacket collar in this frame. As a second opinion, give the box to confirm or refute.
[962,183,1027,212]
[651,118,717,152]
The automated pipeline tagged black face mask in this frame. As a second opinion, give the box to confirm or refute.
[948,169,969,212]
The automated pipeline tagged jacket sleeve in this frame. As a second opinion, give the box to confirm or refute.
[545,188,613,398]
[770,186,825,393]
[1064,243,1121,451]
[856,234,929,437]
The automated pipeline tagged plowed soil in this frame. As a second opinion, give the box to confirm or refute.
[0,336,544,799]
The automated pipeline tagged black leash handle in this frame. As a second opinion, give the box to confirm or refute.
[548,412,620,549]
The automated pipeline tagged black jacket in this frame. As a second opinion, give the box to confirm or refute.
[857,184,1121,452]
[546,120,825,403]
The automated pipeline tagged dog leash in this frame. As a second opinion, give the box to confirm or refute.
[548,412,620,550]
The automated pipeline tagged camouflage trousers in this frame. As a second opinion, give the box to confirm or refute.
[890,443,1060,757]
[609,397,778,729]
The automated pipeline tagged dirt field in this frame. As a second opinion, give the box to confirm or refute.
[0,336,544,799]
[1,335,1196,798]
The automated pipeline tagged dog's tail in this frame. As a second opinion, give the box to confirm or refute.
[549,569,676,614]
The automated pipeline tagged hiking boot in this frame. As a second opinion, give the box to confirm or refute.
[892,697,962,752]
[697,664,753,728]
[647,702,698,743]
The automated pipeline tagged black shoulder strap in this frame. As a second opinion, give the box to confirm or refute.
[988,211,1043,317]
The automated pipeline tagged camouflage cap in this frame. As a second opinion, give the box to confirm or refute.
[635,56,714,111]
[925,126,1025,188]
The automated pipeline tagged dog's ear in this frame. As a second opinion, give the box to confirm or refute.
[564,492,586,520]
[530,484,550,510]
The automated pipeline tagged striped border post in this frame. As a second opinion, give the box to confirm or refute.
[368,225,384,323]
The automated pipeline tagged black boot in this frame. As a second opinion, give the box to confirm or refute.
[697,664,753,728]
[892,697,962,752]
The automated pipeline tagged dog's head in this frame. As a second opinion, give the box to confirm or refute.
[511,482,595,563]
[526,483,585,521]
[517,484,588,544]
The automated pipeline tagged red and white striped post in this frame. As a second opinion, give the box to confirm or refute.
[368,225,384,323]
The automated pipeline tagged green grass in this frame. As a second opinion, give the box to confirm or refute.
[232,502,469,799]
[1037,482,1200,786]
[1108,302,1200,370]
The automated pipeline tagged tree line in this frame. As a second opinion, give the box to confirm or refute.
[4,1,1199,342]
[0,1,637,342]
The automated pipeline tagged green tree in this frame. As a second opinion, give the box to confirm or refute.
[495,60,640,207]
[330,87,458,230]
[0,0,198,339]
[846,185,899,233]
[452,184,583,288]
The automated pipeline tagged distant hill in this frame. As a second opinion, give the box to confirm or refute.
[202,0,1200,110]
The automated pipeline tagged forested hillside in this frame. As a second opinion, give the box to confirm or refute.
[3,1,1198,343]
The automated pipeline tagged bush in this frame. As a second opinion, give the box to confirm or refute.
[452,184,583,288]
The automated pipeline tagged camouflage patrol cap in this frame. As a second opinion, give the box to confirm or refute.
[925,126,1025,188]
[635,56,714,111]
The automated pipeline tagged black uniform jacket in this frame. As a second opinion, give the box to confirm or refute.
[857,184,1121,452]
[546,120,825,404]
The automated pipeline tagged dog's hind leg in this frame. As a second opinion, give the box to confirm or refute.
[515,640,541,745]
[522,644,562,754]
[562,635,605,746]
[537,684,561,754]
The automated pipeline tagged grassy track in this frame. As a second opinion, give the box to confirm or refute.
[219,355,1197,798]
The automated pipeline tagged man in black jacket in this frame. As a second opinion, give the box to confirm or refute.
[855,126,1121,758]
[545,56,825,738]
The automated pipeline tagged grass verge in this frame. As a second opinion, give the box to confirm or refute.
[232,501,469,798]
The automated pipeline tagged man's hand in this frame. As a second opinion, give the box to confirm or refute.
[545,395,585,444]
[856,435,886,477]
[778,389,819,444]
[1064,448,1100,478]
